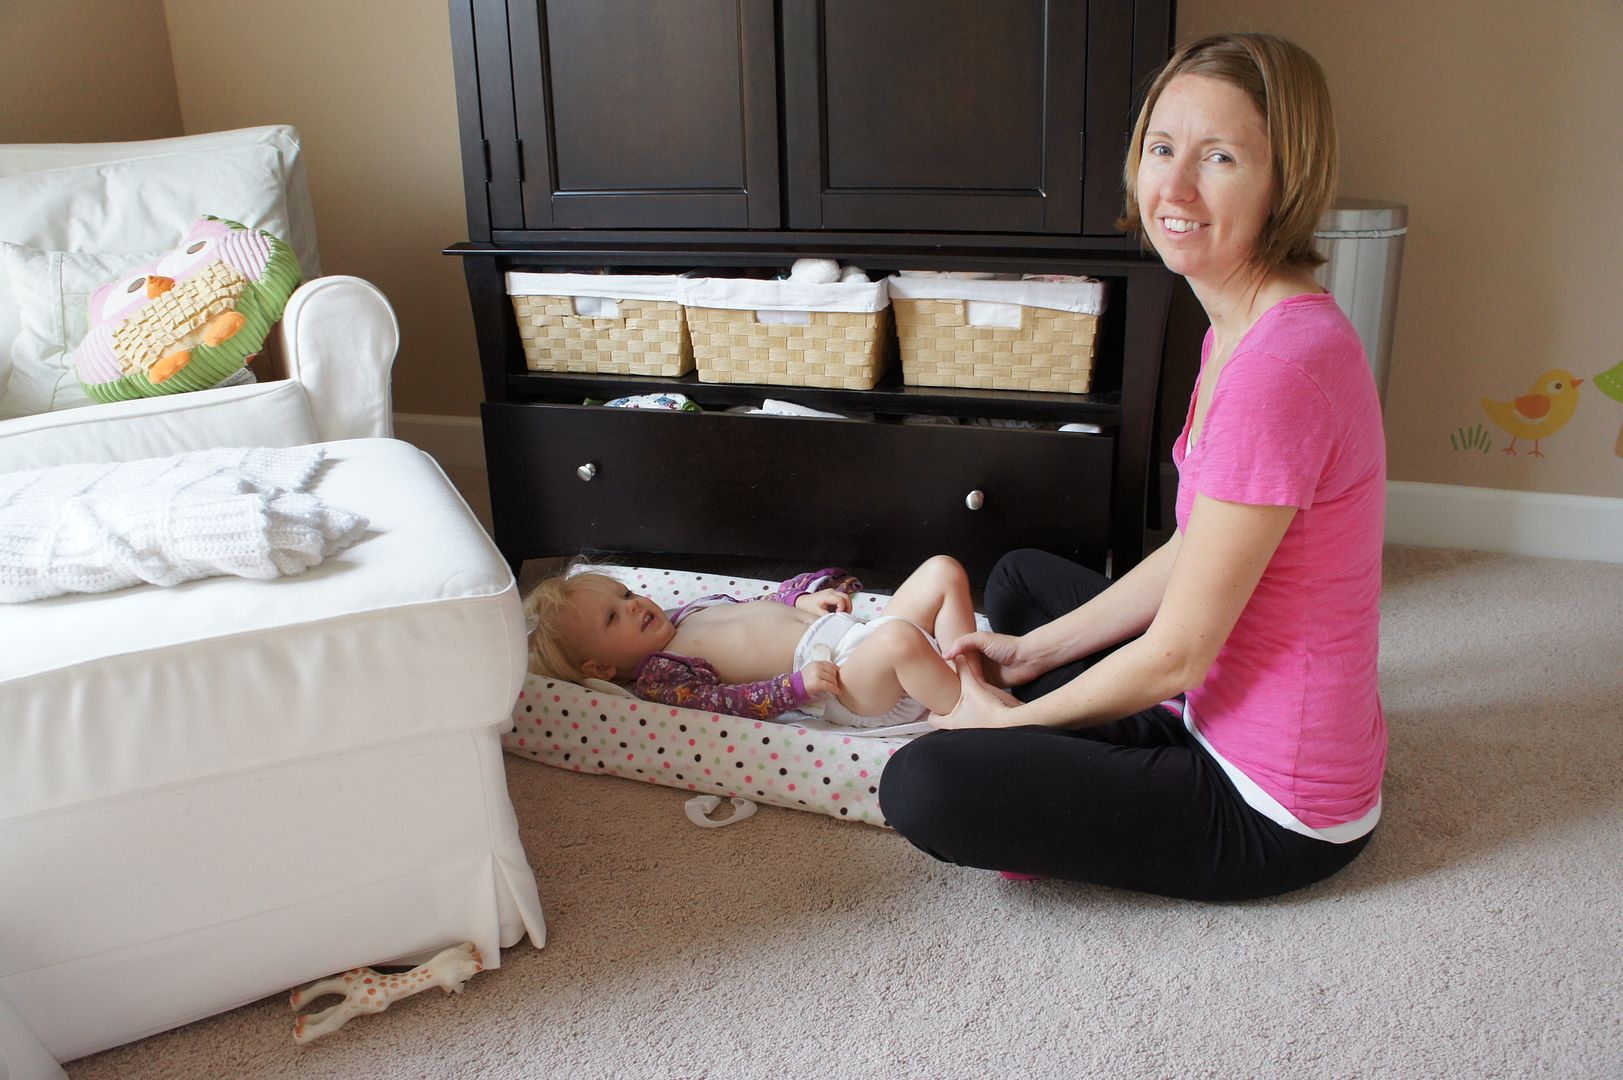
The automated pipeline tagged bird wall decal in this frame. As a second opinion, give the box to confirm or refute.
[1480,368,1583,458]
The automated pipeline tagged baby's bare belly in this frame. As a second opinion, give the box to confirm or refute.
[668,602,815,683]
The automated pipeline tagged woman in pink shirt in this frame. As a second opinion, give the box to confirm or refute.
[880,32,1387,900]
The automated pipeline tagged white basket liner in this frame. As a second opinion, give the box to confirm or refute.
[506,272,684,303]
[886,274,1106,315]
[677,275,890,314]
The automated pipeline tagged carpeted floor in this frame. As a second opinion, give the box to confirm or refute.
[62,500,1623,1077]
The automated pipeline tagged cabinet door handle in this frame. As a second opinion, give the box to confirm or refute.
[965,490,985,511]
[577,463,598,482]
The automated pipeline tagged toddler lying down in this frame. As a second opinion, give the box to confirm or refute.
[524,556,983,728]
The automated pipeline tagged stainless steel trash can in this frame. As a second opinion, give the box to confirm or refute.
[1313,199,1407,407]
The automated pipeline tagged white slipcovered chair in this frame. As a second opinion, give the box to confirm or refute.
[0,126,544,1074]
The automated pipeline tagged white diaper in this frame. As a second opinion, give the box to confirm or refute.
[792,612,941,728]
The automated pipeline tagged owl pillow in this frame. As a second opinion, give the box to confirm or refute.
[71,216,303,403]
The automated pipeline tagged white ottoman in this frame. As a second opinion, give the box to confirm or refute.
[0,438,545,1063]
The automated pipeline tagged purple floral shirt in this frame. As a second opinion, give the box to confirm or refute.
[630,568,861,720]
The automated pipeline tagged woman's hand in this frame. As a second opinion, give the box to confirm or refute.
[795,588,852,615]
[798,660,842,699]
[941,631,1048,689]
[929,666,1022,729]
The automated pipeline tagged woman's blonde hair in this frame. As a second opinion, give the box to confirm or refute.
[522,568,626,682]
[1119,32,1338,272]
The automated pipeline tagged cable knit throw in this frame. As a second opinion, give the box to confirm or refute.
[0,446,367,602]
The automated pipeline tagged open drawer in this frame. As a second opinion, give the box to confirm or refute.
[482,402,1113,582]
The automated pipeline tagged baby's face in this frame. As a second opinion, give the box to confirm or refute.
[562,579,677,680]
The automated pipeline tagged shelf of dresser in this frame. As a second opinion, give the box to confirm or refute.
[503,368,1123,427]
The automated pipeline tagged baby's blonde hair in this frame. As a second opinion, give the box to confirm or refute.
[522,568,626,681]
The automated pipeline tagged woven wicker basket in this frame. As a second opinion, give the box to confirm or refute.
[511,294,692,377]
[685,306,890,389]
[892,298,1099,394]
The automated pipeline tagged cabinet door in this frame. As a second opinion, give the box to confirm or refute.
[495,0,780,230]
[782,0,1089,234]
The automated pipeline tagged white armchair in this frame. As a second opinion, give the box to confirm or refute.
[0,127,544,1072]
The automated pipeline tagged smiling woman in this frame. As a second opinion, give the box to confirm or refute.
[880,34,1390,902]
[1121,33,1338,282]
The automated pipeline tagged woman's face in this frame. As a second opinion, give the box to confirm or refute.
[1137,73,1275,288]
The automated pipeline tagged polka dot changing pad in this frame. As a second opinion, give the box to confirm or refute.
[501,566,959,827]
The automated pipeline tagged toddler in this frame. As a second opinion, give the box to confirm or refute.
[524,556,980,727]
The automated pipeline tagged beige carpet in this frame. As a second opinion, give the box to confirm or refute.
[64,544,1623,1079]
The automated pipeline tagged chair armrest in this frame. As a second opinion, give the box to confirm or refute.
[275,276,400,442]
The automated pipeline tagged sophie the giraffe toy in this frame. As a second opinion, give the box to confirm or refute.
[290,942,483,1044]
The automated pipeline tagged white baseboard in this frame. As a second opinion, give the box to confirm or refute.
[393,413,484,471]
[1386,481,1623,563]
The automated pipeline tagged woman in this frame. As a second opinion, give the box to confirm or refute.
[878,32,1387,901]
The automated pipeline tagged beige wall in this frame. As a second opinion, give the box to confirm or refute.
[8,1,1622,499]
[160,0,483,417]
[0,0,182,143]
[1182,0,1623,498]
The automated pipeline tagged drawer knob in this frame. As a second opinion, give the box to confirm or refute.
[576,462,598,482]
[965,489,985,511]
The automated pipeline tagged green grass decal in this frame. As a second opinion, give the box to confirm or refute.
[1450,423,1494,454]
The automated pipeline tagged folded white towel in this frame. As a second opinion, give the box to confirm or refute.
[788,258,841,284]
[0,446,368,602]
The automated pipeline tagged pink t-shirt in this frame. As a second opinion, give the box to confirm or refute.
[1172,292,1387,830]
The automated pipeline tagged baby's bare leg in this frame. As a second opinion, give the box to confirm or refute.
[836,620,960,717]
[877,555,975,639]
[876,554,984,681]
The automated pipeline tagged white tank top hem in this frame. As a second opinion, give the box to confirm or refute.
[1159,698,1380,844]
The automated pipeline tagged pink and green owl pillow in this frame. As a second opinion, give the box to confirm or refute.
[71,216,303,403]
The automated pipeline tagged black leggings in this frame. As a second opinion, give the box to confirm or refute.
[879,549,1372,901]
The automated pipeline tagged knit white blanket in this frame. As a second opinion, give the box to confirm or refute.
[0,446,368,602]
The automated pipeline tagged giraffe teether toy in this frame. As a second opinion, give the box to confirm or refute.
[290,942,483,1044]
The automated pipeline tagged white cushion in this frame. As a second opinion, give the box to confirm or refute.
[0,140,299,266]
[0,125,292,177]
[0,437,525,819]
[0,377,319,472]
[0,241,163,418]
